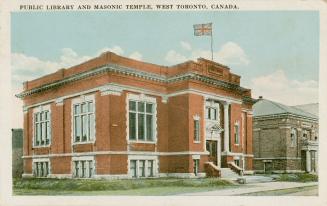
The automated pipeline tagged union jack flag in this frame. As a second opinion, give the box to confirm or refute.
[193,23,212,36]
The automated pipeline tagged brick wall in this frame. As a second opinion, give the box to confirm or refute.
[21,53,254,177]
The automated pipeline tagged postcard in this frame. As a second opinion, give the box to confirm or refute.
[0,0,326,206]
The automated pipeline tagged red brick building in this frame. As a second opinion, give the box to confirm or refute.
[17,52,255,179]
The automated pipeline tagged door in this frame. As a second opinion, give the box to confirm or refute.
[301,150,306,171]
[206,140,218,165]
[311,151,316,172]
[264,162,272,173]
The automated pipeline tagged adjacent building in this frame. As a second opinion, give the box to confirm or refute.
[12,128,24,178]
[253,97,318,173]
[17,52,255,179]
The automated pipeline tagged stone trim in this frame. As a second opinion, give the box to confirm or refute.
[100,84,123,96]
[16,64,250,98]
[24,173,207,179]
[48,174,73,179]
[254,113,317,122]
[254,157,302,160]
[159,173,206,178]
[94,174,130,179]
[22,151,210,159]
[22,173,34,178]
[22,82,244,111]
[55,98,64,106]
[221,151,254,157]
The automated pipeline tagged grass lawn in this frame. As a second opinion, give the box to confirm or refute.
[273,173,318,182]
[13,178,235,196]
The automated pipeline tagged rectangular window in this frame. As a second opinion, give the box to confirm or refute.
[33,161,50,177]
[74,161,79,177]
[129,100,154,141]
[130,160,137,178]
[148,160,154,177]
[34,110,51,146]
[139,160,145,177]
[234,159,240,167]
[234,123,240,145]
[291,128,297,147]
[130,159,155,178]
[88,160,93,178]
[73,159,94,178]
[206,107,218,120]
[73,100,95,143]
[194,120,200,141]
[193,159,199,176]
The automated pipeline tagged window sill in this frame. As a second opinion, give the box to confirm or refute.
[72,141,95,145]
[128,140,157,144]
[193,141,201,144]
[32,145,51,149]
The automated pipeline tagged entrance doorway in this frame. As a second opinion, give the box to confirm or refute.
[264,161,272,173]
[310,151,316,172]
[206,140,218,165]
[301,150,306,171]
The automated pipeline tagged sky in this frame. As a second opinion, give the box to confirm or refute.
[11,11,319,128]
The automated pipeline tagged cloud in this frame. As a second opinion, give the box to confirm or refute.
[216,42,249,66]
[97,46,124,56]
[11,46,143,128]
[11,87,24,129]
[12,48,92,84]
[164,41,250,66]
[129,51,143,61]
[250,70,318,105]
[165,50,188,64]
[180,41,192,51]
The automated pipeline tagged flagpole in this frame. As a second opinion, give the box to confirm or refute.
[211,26,213,61]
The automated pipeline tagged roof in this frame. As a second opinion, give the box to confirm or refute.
[253,98,318,120]
[292,103,318,117]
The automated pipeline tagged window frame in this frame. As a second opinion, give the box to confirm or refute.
[128,157,157,178]
[234,121,240,145]
[290,128,297,147]
[193,159,200,176]
[72,156,95,178]
[72,95,96,145]
[33,105,51,148]
[205,106,218,121]
[127,94,157,143]
[194,118,201,142]
[32,158,51,178]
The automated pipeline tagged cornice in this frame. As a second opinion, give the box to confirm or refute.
[253,113,318,122]
[16,63,250,98]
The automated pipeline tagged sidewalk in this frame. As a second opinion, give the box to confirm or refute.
[180,181,318,196]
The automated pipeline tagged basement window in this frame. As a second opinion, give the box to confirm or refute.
[73,159,94,178]
[129,159,155,178]
[33,161,50,177]
[193,159,199,176]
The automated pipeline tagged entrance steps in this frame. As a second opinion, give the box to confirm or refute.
[220,167,240,179]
